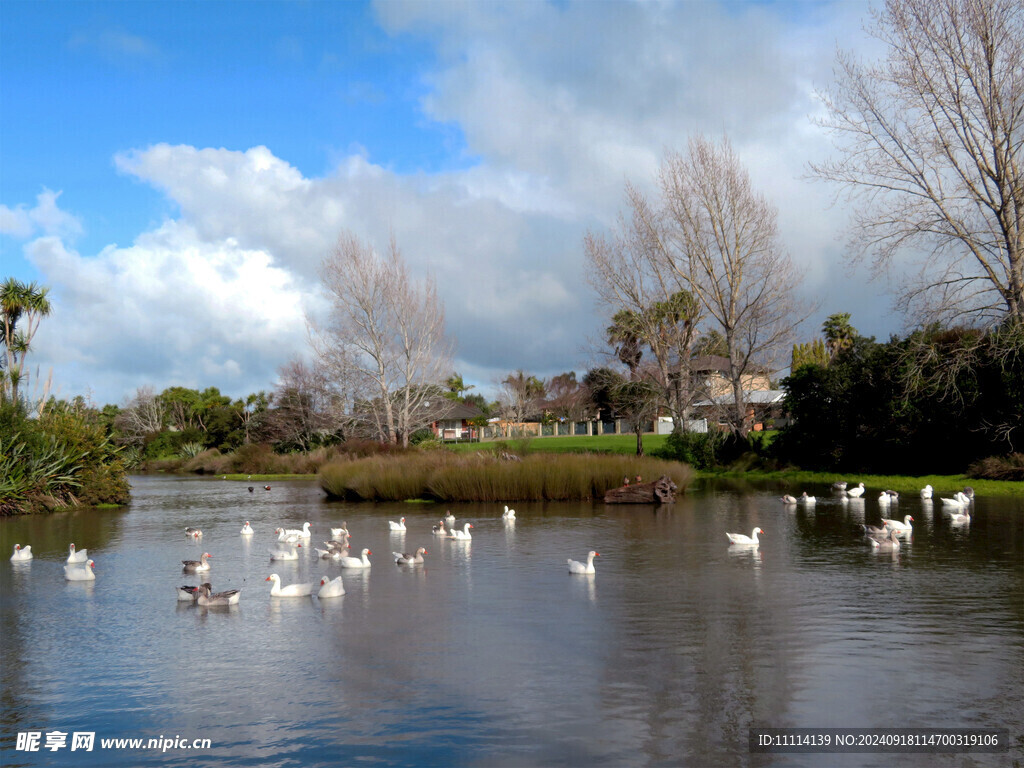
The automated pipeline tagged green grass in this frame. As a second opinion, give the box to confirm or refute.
[697,470,1024,497]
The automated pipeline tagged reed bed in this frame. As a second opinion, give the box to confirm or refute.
[319,451,693,502]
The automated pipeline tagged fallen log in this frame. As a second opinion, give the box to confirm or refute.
[603,474,677,504]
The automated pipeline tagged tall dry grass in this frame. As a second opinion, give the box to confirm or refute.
[320,452,692,502]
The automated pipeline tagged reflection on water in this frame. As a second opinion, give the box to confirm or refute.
[1,475,1022,767]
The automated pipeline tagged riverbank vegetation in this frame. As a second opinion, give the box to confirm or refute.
[319,451,692,502]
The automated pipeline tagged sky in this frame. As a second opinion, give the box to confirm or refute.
[0,0,902,408]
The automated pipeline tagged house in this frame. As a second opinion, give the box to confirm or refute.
[689,355,773,399]
[430,402,484,441]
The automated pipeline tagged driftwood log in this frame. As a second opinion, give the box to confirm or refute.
[603,475,677,504]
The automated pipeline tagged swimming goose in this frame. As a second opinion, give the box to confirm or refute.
[330,524,349,539]
[269,545,301,561]
[318,575,346,598]
[920,484,933,499]
[726,528,764,546]
[947,507,971,524]
[389,517,407,532]
[185,527,203,538]
[780,494,798,505]
[432,521,448,536]
[940,492,970,508]
[449,523,473,540]
[502,505,516,519]
[445,511,456,527]
[197,584,241,606]
[878,492,892,506]
[240,521,254,535]
[394,547,427,565]
[64,559,96,580]
[10,544,32,561]
[860,523,890,540]
[961,486,975,500]
[880,514,914,533]
[568,551,600,574]
[67,543,88,563]
[866,528,901,551]
[799,492,816,504]
[182,553,212,573]
[338,548,373,569]
[846,483,866,498]
[176,583,210,602]
[283,522,312,539]
[265,573,314,597]
[832,481,848,492]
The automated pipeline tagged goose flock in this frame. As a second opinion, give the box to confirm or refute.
[8,481,981,599]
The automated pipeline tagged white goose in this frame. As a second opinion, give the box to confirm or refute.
[799,492,816,504]
[726,528,764,546]
[449,523,473,540]
[10,544,33,561]
[338,548,373,569]
[444,511,456,527]
[502,505,516,519]
[64,559,96,580]
[920,484,933,499]
[182,553,212,573]
[846,483,866,498]
[947,508,971,524]
[780,494,798,505]
[432,520,448,536]
[878,491,892,506]
[265,573,314,597]
[330,524,349,539]
[389,517,407,532]
[283,522,312,539]
[240,521,254,535]
[940,492,970,508]
[67,543,88,563]
[269,545,301,561]
[568,551,599,574]
[197,584,241,606]
[880,514,914,533]
[394,547,427,565]
[318,575,346,598]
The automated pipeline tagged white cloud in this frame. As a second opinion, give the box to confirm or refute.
[1,189,83,240]
[11,0,904,405]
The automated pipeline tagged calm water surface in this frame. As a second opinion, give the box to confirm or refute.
[1,475,1022,767]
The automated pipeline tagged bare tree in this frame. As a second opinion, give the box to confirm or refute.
[311,231,454,447]
[262,358,338,451]
[660,136,807,436]
[496,370,545,436]
[585,184,704,433]
[113,386,166,447]
[812,0,1024,326]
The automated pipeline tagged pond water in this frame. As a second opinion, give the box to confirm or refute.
[1,475,1022,767]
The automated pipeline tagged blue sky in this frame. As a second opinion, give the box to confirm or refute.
[1,0,896,407]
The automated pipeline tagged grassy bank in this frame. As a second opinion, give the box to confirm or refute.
[319,451,692,502]
[446,434,673,456]
[695,470,1024,498]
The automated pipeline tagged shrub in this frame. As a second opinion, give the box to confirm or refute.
[967,453,1024,481]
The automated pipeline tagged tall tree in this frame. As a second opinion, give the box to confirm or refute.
[586,185,704,433]
[0,278,52,405]
[822,313,859,361]
[812,0,1024,326]
[498,370,545,434]
[660,136,807,435]
[312,231,454,447]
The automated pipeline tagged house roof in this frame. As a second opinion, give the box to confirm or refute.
[439,402,484,420]
[693,389,785,407]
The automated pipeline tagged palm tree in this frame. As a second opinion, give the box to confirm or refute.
[1,278,52,405]
[606,309,644,373]
[822,313,857,361]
